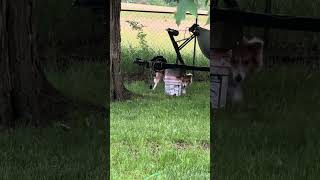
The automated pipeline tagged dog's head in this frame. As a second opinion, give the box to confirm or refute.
[181,73,193,88]
[230,37,264,83]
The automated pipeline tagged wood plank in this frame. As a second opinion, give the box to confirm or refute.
[212,8,320,32]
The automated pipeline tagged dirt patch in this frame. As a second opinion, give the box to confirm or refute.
[173,139,192,150]
[149,142,161,154]
[200,140,210,150]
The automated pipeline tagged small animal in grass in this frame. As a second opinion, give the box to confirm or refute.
[227,37,264,103]
[151,70,193,92]
[151,69,165,90]
[181,73,193,94]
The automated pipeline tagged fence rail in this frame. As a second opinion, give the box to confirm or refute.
[212,8,320,32]
[121,3,209,15]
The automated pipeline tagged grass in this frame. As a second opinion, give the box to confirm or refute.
[0,127,106,180]
[216,65,320,179]
[113,11,210,179]
[111,81,210,179]
[0,9,209,179]
[0,62,108,179]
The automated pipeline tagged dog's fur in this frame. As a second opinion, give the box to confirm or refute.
[152,70,193,93]
[152,70,165,90]
[227,37,264,103]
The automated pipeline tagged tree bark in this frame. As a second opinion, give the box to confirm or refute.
[0,0,105,128]
[110,0,131,101]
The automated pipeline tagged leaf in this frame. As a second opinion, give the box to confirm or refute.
[174,0,199,26]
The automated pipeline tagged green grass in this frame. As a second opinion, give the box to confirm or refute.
[111,81,210,179]
[0,127,106,180]
[0,62,108,179]
[45,62,108,106]
[216,65,320,179]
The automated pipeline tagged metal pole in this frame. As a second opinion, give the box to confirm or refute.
[192,18,198,76]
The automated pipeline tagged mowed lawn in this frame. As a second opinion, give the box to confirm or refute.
[111,81,210,179]
[111,8,210,179]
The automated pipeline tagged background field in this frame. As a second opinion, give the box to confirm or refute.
[120,9,209,79]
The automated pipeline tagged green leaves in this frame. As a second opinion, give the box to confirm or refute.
[174,0,199,25]
[175,0,210,26]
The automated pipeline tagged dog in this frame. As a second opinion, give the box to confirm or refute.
[227,37,264,103]
[181,73,193,94]
[152,69,193,94]
[152,69,165,90]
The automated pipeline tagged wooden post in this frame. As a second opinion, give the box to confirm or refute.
[264,0,272,48]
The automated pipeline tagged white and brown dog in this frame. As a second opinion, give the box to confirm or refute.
[152,69,193,93]
[227,37,264,103]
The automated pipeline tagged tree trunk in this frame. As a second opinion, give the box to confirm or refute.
[110,0,131,101]
[0,0,104,128]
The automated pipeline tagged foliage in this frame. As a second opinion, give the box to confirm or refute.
[175,0,210,25]
[126,20,150,51]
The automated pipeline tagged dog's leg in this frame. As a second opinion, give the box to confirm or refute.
[152,72,163,90]
[152,78,159,90]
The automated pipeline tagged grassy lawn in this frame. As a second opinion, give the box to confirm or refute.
[0,62,108,179]
[113,11,210,178]
[0,4,208,180]
[216,65,320,179]
[111,81,210,179]
[0,127,106,179]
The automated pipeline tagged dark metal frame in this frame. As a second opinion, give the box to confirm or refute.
[167,23,200,65]
[134,23,210,72]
